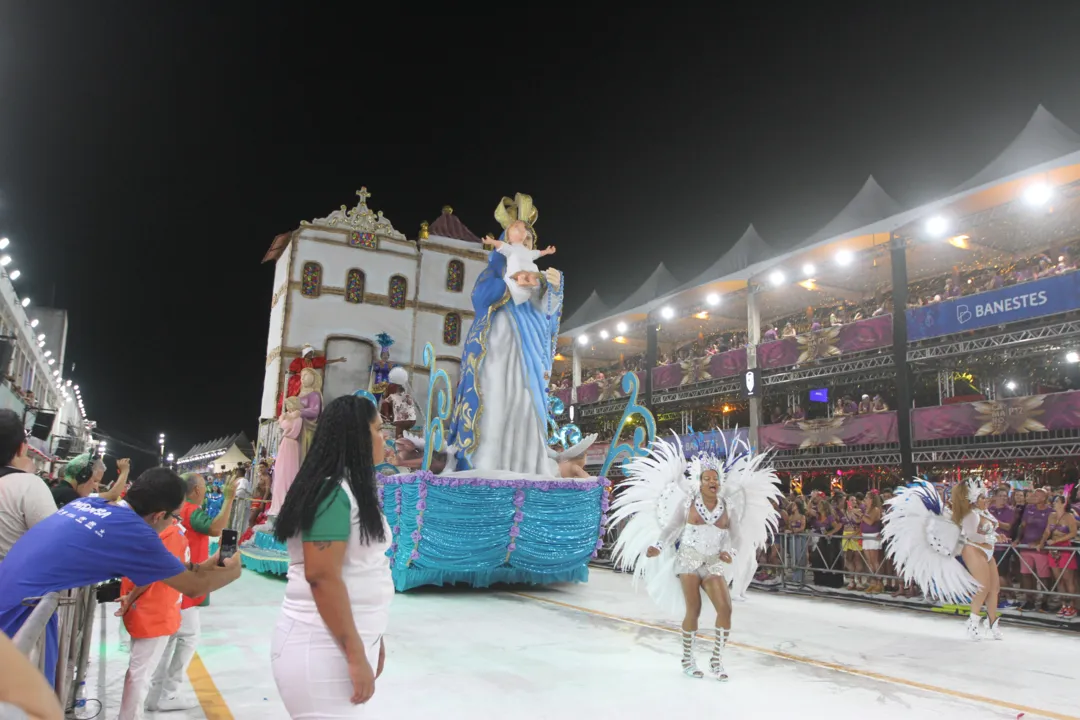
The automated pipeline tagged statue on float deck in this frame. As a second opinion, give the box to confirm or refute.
[445,193,563,476]
[279,344,345,415]
[368,333,396,405]
[298,367,323,460]
[268,396,303,518]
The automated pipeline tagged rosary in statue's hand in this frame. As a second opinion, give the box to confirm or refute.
[545,268,562,290]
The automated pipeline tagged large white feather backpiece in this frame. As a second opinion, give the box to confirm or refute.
[882,480,980,604]
[719,437,783,570]
[610,432,782,616]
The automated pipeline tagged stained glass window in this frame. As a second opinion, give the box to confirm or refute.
[443,313,461,346]
[346,269,365,304]
[349,231,377,249]
[389,275,408,309]
[446,259,465,292]
[301,261,322,298]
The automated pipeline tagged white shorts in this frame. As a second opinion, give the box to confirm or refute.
[862,535,882,551]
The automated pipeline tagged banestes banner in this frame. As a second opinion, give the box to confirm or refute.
[906,271,1080,341]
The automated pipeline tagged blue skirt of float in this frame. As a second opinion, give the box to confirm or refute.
[378,471,610,592]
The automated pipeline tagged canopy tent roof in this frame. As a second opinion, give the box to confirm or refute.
[795,176,902,250]
[951,106,1080,194]
[605,262,681,316]
[561,105,1080,346]
[178,432,253,464]
[675,224,774,290]
[560,290,609,332]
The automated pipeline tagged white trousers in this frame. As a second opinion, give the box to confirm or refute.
[146,606,200,707]
[271,614,383,718]
[118,636,170,720]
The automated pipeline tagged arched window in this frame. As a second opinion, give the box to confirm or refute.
[388,275,408,309]
[443,313,462,346]
[301,261,322,298]
[446,259,465,292]
[346,269,365,304]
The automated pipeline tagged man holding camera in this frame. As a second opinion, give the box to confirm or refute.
[145,470,238,712]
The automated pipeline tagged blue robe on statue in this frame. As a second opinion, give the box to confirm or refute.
[446,243,563,475]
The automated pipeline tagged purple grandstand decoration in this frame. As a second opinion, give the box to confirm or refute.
[756,314,893,370]
[759,412,899,450]
[912,390,1080,441]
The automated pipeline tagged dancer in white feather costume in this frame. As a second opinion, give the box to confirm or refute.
[609,435,781,680]
[882,478,1002,640]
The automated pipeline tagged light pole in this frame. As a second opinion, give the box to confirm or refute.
[166,452,175,469]
[158,433,166,466]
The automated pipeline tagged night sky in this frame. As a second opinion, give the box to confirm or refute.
[1,2,1079,460]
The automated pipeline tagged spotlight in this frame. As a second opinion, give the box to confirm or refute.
[599,330,609,340]
[8,269,20,280]
[660,306,675,320]
[43,350,51,357]
[705,293,720,306]
[0,256,10,267]
[0,238,8,249]
[37,333,45,341]
[47,358,54,365]
[577,334,589,346]
[616,321,628,333]
[769,270,785,287]
[52,370,59,377]
[1005,380,1017,391]
[835,250,853,266]
[1023,182,1052,207]
[66,380,72,386]
[29,319,38,328]
[925,215,949,237]
[20,298,29,308]
[1067,351,1080,363]
[802,263,815,277]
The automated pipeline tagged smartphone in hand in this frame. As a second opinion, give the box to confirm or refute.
[218,529,239,567]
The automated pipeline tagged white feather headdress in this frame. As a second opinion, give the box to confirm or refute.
[965,477,987,503]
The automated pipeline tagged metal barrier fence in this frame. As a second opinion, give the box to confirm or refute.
[11,585,98,712]
[595,527,1080,630]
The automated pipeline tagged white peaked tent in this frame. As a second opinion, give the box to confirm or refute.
[795,176,902,249]
[605,262,681,316]
[560,290,609,334]
[951,105,1080,194]
[675,224,774,291]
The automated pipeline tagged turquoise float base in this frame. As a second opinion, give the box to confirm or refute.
[240,531,289,576]
[380,471,610,593]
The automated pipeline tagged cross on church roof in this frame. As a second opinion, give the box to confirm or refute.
[357,187,371,204]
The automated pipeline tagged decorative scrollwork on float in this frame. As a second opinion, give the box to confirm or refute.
[422,342,452,471]
[599,371,657,478]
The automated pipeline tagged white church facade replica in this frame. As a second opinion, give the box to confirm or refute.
[258,188,487,423]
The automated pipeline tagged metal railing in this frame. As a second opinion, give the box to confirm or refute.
[11,585,98,711]
[751,532,1079,628]
[595,527,1079,630]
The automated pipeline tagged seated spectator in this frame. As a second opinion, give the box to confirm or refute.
[0,409,56,561]
[0,467,243,686]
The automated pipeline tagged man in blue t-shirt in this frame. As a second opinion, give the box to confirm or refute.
[0,468,242,685]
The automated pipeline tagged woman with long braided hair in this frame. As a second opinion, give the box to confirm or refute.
[271,395,393,717]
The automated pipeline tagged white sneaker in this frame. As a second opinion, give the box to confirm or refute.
[154,693,200,712]
[983,617,1003,640]
[965,614,982,641]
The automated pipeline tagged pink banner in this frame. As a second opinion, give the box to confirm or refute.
[912,390,1080,441]
[757,314,893,370]
[759,412,899,450]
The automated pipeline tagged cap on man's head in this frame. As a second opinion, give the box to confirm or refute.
[302,344,314,356]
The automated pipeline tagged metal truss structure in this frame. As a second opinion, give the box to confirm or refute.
[913,431,1080,464]
[771,450,902,471]
[762,354,895,387]
[653,378,741,405]
[579,398,626,418]
[906,318,1080,363]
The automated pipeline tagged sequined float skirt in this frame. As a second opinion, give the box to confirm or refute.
[675,545,730,580]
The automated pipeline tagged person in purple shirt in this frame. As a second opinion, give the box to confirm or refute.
[988,488,1018,604]
[1014,488,1052,611]
[0,469,243,686]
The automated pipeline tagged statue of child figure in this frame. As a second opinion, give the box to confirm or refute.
[483,220,556,305]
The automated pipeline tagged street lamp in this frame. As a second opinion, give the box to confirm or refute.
[159,433,166,466]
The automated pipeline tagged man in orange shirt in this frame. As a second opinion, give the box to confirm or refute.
[116,505,190,720]
[146,471,237,712]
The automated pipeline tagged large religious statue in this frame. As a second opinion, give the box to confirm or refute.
[279,344,344,414]
[445,193,563,476]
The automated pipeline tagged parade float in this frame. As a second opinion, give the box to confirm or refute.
[243,190,657,590]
